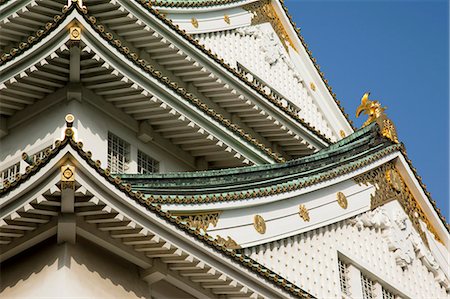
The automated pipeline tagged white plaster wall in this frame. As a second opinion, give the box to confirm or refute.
[204,178,373,248]
[194,23,335,140]
[0,237,194,299]
[0,237,150,298]
[244,201,450,299]
[0,100,192,174]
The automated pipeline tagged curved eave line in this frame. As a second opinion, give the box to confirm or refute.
[125,0,331,148]
[0,8,74,81]
[0,0,30,22]
[77,14,278,165]
[0,0,330,149]
[1,9,280,165]
[0,134,313,299]
[125,142,390,195]
[154,0,256,12]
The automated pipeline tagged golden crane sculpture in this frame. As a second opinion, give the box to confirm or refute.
[356,92,399,143]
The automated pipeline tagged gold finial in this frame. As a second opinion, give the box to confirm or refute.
[253,215,266,234]
[224,15,231,24]
[298,204,310,222]
[191,17,199,28]
[310,82,316,91]
[65,0,86,11]
[356,92,399,143]
[69,26,81,40]
[65,114,75,127]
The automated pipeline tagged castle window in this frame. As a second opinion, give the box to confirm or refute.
[108,132,130,173]
[0,162,20,188]
[137,150,159,174]
[382,287,396,299]
[361,274,375,299]
[338,259,351,297]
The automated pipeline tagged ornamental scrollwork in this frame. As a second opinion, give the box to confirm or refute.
[173,211,221,232]
[243,0,295,52]
[216,235,241,249]
[354,162,441,246]
[349,206,449,290]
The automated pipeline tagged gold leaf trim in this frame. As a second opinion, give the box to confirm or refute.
[354,163,441,245]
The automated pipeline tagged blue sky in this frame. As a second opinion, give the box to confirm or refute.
[284,0,449,218]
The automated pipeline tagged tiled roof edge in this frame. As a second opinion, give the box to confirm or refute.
[134,0,333,144]
[151,0,245,8]
[0,126,315,299]
[0,3,284,163]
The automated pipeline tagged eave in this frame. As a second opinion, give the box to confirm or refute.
[0,0,331,159]
[0,6,284,167]
[0,126,314,299]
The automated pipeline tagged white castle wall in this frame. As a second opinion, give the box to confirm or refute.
[244,200,449,298]
[0,237,193,299]
[195,23,336,141]
[0,100,192,175]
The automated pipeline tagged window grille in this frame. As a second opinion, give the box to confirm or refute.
[361,274,375,299]
[382,287,396,299]
[108,132,130,173]
[138,150,159,174]
[338,259,351,297]
[32,145,53,162]
[0,162,20,188]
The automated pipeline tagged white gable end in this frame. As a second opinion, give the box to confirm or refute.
[244,200,450,298]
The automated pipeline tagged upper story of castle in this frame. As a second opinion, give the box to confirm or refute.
[0,0,353,178]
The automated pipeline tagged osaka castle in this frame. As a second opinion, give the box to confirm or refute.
[1,0,449,298]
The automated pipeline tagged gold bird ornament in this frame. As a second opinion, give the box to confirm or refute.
[355,92,399,143]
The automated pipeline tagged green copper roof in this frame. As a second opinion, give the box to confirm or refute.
[120,123,397,198]
[151,0,244,7]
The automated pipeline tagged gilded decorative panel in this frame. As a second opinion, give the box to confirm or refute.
[354,162,441,245]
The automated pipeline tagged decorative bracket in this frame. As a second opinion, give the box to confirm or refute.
[172,211,221,232]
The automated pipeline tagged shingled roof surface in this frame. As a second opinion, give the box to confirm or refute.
[120,123,398,196]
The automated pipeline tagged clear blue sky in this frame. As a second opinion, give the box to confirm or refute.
[284,0,449,218]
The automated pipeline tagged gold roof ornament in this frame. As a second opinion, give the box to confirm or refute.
[336,192,348,209]
[64,0,87,11]
[356,92,399,143]
[224,15,231,24]
[191,17,199,28]
[216,235,240,249]
[61,165,75,190]
[253,214,266,234]
[69,27,81,41]
[298,204,310,222]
